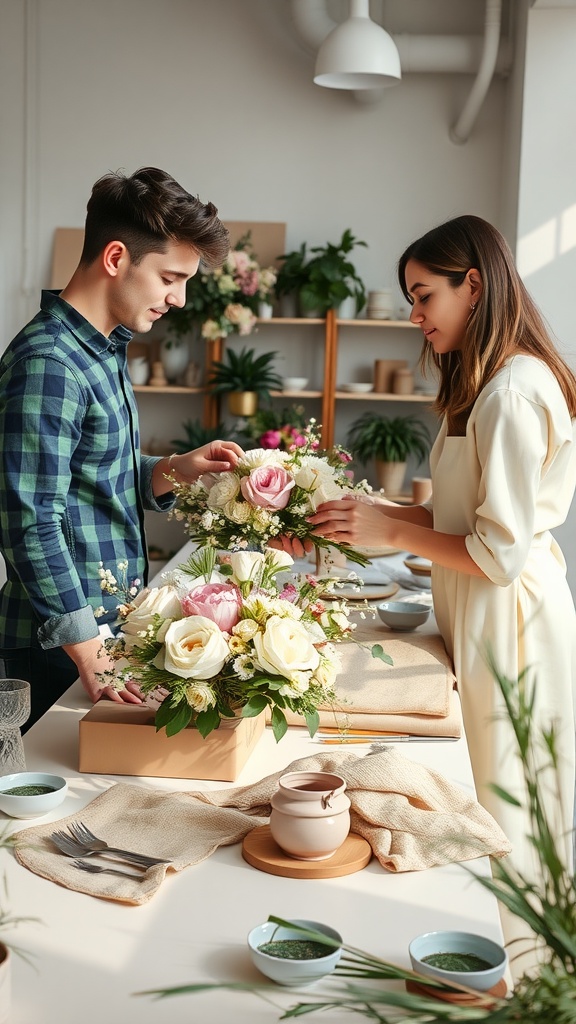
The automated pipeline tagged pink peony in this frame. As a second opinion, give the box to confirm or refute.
[181,582,242,632]
[260,430,282,450]
[240,464,295,510]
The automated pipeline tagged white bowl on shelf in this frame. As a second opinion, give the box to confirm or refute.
[340,383,373,393]
[282,377,308,391]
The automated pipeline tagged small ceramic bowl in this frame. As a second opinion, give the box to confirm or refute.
[340,382,373,393]
[0,772,68,819]
[248,919,342,986]
[403,555,433,577]
[409,930,507,992]
[377,600,431,631]
[282,377,308,390]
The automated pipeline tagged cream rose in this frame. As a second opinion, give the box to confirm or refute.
[229,550,265,582]
[157,616,229,679]
[292,457,345,510]
[253,616,320,677]
[206,473,241,510]
[122,585,183,649]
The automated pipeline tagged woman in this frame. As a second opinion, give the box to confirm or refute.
[309,215,576,877]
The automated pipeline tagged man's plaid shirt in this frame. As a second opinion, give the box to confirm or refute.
[0,291,173,649]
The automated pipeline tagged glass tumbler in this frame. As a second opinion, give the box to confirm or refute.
[0,679,30,775]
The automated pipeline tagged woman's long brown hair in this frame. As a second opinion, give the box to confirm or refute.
[397,215,576,432]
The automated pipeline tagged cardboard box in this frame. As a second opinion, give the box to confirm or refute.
[78,704,265,782]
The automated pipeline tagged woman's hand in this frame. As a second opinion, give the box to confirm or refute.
[308,496,397,550]
[268,535,314,559]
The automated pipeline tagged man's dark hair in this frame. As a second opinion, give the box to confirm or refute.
[79,166,229,269]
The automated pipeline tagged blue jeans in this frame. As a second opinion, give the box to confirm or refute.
[0,644,79,733]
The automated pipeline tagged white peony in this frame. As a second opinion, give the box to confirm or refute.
[253,616,320,677]
[121,585,183,649]
[156,615,229,679]
[239,449,290,471]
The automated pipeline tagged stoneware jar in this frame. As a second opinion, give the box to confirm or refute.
[270,771,351,861]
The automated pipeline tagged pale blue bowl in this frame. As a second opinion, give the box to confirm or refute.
[377,600,431,631]
[409,930,507,991]
[248,919,342,986]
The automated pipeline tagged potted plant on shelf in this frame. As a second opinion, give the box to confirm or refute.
[273,243,309,317]
[207,347,283,417]
[299,229,367,318]
[347,411,431,494]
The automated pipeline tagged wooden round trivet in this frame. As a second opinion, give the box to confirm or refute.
[242,826,372,878]
[405,977,507,1005]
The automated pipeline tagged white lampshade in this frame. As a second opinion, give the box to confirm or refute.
[314,0,401,91]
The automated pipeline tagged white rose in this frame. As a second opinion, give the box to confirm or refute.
[312,655,340,689]
[122,585,183,649]
[206,473,241,510]
[232,619,259,641]
[264,548,294,571]
[229,550,265,582]
[185,682,217,712]
[225,500,253,524]
[156,616,229,679]
[293,457,345,510]
[253,616,320,677]
[278,672,311,697]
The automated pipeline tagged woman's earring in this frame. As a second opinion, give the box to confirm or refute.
[470,302,476,310]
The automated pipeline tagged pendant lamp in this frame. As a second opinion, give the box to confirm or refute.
[314,0,401,90]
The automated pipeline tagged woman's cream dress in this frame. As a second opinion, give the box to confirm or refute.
[431,355,576,876]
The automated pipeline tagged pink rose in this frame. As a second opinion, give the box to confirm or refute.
[181,582,242,632]
[240,464,295,510]
[260,430,282,449]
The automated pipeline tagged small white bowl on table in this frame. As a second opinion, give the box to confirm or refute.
[247,918,342,986]
[377,600,431,631]
[0,772,68,819]
[409,929,507,992]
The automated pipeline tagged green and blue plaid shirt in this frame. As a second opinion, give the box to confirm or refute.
[0,291,174,649]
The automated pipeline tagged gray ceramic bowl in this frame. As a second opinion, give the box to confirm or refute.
[0,772,68,819]
[377,600,431,631]
[409,930,507,992]
[247,919,342,986]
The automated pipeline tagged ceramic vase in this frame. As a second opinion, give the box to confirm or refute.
[128,356,150,385]
[227,391,258,417]
[258,300,274,320]
[375,460,407,495]
[159,337,189,383]
[270,771,351,861]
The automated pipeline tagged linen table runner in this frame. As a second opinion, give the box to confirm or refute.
[13,747,511,904]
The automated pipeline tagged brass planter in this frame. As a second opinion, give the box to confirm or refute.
[227,391,258,416]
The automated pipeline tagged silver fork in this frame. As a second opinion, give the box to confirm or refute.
[50,829,165,869]
[67,821,168,867]
[73,859,144,880]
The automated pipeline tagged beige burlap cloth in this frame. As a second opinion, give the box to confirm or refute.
[273,627,461,737]
[13,747,510,905]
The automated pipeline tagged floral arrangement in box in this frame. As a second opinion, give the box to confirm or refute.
[168,423,371,567]
[166,233,277,342]
[96,547,389,741]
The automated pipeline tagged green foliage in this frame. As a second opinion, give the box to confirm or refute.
[299,230,368,315]
[347,412,432,464]
[208,346,283,399]
[274,243,309,299]
[170,418,237,454]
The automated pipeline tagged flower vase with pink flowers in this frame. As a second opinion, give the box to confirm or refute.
[96,547,390,740]
[169,423,371,568]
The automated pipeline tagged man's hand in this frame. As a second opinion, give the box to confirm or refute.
[63,635,143,705]
[154,440,244,494]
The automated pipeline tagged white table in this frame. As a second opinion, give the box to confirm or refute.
[3,547,505,1024]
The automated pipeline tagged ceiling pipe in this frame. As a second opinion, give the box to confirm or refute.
[450,0,502,144]
[289,0,510,140]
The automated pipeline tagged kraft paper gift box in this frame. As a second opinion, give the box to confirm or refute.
[78,703,265,782]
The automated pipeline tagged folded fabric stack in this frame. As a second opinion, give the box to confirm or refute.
[13,747,511,903]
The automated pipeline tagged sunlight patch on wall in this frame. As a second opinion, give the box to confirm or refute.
[517,218,556,278]
[560,203,576,255]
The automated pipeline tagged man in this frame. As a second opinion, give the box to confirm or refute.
[0,166,242,729]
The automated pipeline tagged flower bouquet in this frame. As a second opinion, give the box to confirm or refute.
[166,232,277,341]
[97,547,386,741]
[168,423,371,567]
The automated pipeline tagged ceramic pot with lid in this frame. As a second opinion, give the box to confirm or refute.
[270,771,351,861]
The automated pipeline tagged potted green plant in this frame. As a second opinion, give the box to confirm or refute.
[208,347,283,416]
[299,230,368,317]
[170,418,238,454]
[274,243,309,317]
[347,411,431,493]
